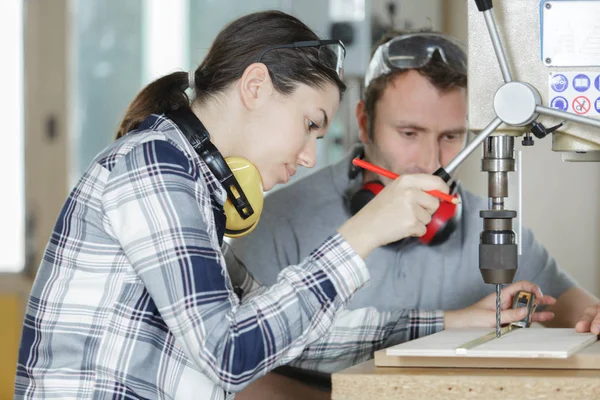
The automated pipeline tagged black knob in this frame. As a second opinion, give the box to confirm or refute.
[531,122,547,139]
[522,133,534,146]
[531,121,565,140]
[475,0,493,12]
[433,167,452,183]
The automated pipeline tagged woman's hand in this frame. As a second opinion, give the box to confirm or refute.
[338,174,449,259]
[444,281,557,329]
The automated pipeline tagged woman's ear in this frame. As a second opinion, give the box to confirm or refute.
[239,63,274,110]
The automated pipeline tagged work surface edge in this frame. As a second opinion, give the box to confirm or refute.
[332,359,600,400]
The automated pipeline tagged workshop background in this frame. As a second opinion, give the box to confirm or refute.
[1,0,599,398]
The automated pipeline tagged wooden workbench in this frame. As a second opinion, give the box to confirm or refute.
[0,274,32,399]
[332,351,600,399]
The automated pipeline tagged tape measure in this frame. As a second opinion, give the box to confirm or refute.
[456,291,536,353]
[510,290,537,329]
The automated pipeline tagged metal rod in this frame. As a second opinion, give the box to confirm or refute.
[445,117,503,174]
[517,150,522,256]
[536,105,600,129]
[483,10,513,83]
[496,284,502,338]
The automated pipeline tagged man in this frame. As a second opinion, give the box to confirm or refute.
[233,31,600,398]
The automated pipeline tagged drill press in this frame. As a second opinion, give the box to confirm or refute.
[436,0,600,338]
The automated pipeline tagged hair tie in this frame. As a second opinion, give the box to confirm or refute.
[188,70,196,89]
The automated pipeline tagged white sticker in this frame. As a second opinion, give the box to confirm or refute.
[542,1,600,67]
[329,0,366,22]
[548,72,600,116]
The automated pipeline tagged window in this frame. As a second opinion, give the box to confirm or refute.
[0,0,24,272]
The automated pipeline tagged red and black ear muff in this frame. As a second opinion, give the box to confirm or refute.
[347,151,461,246]
[348,180,460,246]
[423,168,462,246]
[419,190,462,245]
[348,181,384,216]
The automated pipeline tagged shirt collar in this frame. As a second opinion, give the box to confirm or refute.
[155,113,228,205]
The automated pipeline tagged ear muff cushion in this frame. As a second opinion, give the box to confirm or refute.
[349,181,384,216]
[419,193,462,245]
[223,220,259,238]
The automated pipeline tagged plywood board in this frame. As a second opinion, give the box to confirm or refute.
[386,328,597,358]
[376,328,600,370]
[375,340,600,369]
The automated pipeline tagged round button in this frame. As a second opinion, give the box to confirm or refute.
[493,82,541,126]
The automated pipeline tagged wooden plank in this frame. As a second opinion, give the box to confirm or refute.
[385,328,597,359]
[466,328,597,358]
[375,332,600,370]
[0,294,25,399]
[0,274,32,294]
[0,275,31,398]
[332,359,600,400]
[385,328,491,357]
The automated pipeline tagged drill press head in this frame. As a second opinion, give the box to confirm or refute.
[479,135,518,285]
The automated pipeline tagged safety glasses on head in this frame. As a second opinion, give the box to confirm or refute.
[364,33,467,88]
[256,39,346,77]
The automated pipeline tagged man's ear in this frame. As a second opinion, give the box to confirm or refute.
[239,63,273,110]
[356,100,370,144]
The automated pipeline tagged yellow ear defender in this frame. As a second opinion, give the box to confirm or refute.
[222,157,264,238]
[167,107,265,238]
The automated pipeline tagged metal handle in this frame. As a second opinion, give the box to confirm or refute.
[482,10,513,83]
[445,117,503,174]
[536,105,600,130]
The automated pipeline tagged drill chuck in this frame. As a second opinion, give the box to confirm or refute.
[479,209,518,284]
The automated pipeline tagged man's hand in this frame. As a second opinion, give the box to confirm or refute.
[445,281,556,329]
[543,286,600,331]
[575,304,600,335]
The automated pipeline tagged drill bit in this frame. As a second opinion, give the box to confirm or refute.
[496,284,502,338]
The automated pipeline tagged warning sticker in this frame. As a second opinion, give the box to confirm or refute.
[550,96,568,111]
[572,96,591,114]
[573,74,591,92]
[548,72,600,117]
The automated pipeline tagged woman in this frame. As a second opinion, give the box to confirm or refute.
[15,10,553,400]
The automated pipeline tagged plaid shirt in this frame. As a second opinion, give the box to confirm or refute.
[15,114,371,400]
[290,307,443,373]
[224,248,445,375]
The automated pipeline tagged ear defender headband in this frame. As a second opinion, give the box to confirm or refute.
[347,146,462,246]
[167,107,264,238]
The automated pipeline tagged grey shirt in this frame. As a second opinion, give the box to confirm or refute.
[232,153,575,309]
[229,152,575,370]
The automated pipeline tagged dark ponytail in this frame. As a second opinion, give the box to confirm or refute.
[116,72,189,139]
[116,10,346,139]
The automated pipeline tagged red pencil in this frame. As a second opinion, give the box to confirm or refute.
[352,158,459,204]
